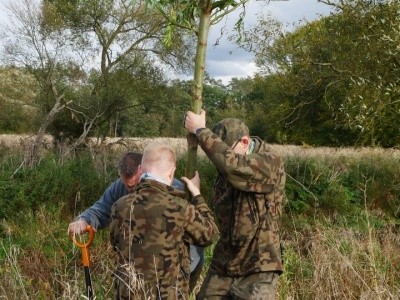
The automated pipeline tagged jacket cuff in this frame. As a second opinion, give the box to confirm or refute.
[190,194,205,206]
[195,127,206,136]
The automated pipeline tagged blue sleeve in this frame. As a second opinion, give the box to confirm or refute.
[78,179,128,230]
[172,178,184,191]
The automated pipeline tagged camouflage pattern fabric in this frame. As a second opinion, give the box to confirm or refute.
[212,118,249,148]
[110,179,219,300]
[197,271,279,300]
[196,128,286,276]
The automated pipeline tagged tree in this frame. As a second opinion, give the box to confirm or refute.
[2,0,85,165]
[105,62,191,138]
[148,0,259,177]
[244,0,400,147]
[1,0,193,166]
[0,66,39,133]
[324,0,400,146]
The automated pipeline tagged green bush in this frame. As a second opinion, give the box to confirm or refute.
[283,154,400,220]
[0,151,117,220]
[2,148,400,224]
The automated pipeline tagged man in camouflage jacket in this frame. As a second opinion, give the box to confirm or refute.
[68,152,205,292]
[185,110,286,300]
[109,142,219,299]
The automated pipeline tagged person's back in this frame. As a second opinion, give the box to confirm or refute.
[110,142,219,299]
[111,180,191,298]
[209,136,285,275]
[68,151,205,293]
[184,111,286,300]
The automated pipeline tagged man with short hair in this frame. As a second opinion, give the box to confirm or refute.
[185,110,286,300]
[109,143,219,299]
[68,151,205,291]
[68,152,144,232]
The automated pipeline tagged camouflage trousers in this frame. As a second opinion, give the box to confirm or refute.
[197,271,279,300]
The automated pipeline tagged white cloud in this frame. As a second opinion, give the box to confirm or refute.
[204,0,335,84]
[206,58,258,85]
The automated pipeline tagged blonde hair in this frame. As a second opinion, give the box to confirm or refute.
[141,142,176,176]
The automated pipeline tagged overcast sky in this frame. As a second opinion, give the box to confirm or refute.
[0,0,335,84]
[205,0,335,84]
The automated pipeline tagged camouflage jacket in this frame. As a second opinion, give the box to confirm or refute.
[109,179,219,299]
[197,128,286,276]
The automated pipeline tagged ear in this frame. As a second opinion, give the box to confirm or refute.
[241,136,250,146]
[136,165,142,177]
[168,166,176,180]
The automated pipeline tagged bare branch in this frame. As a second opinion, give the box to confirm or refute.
[318,0,344,10]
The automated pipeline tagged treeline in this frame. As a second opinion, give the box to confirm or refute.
[1,0,399,148]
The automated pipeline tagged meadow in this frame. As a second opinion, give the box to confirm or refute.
[0,137,400,299]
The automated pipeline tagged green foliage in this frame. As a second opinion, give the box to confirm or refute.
[278,245,313,300]
[2,145,399,226]
[0,203,114,299]
[91,57,173,138]
[0,67,40,133]
[344,154,400,217]
[283,153,400,220]
[0,151,116,220]
[224,75,290,144]
[2,0,195,154]
[243,0,400,147]
[39,56,193,140]
[0,99,38,134]
[5,0,400,150]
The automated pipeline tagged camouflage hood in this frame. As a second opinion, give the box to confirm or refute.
[212,118,249,147]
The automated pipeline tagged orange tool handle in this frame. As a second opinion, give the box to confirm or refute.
[70,225,95,267]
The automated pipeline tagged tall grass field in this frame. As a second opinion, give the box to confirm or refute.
[0,140,399,299]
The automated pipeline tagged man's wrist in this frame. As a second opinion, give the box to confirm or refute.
[191,192,200,197]
[190,194,204,205]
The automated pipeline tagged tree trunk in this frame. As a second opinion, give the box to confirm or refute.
[25,83,65,166]
[185,0,212,178]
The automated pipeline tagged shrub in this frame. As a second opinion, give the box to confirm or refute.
[0,151,117,220]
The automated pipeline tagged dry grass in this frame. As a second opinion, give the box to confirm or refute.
[0,134,53,148]
[3,134,400,161]
[270,144,400,160]
[279,224,400,300]
[3,218,399,299]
